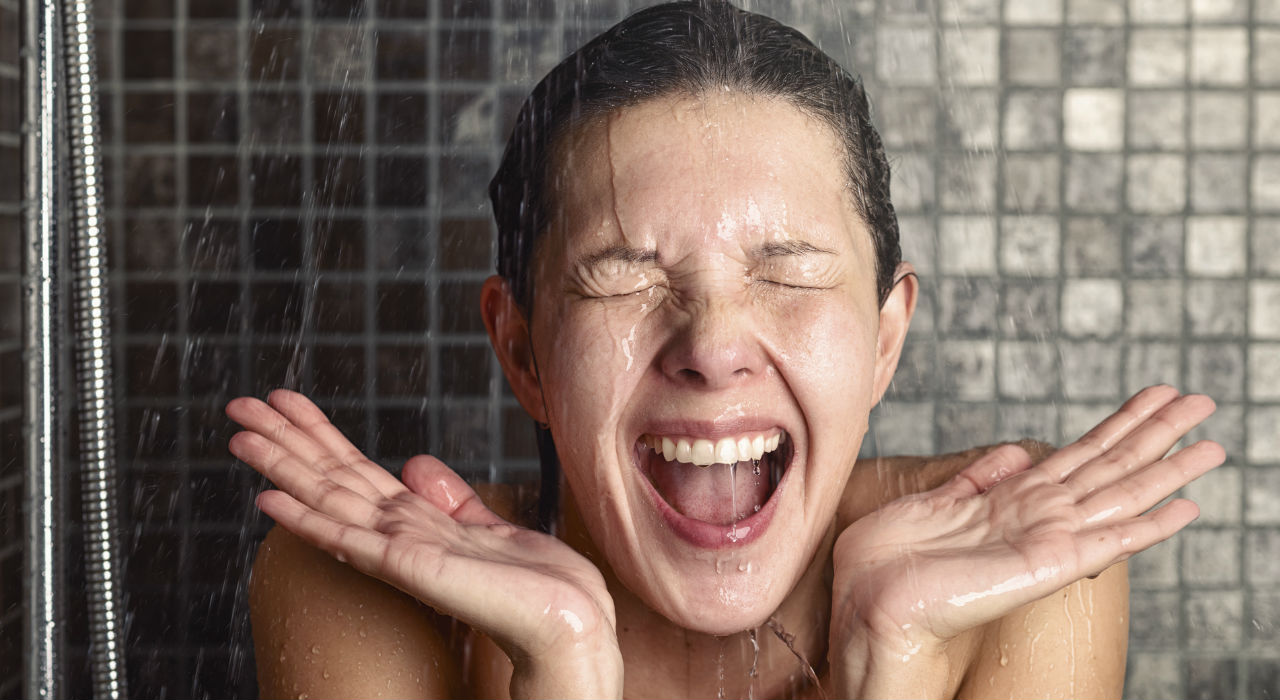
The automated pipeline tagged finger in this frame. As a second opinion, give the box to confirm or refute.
[232,430,381,527]
[1073,498,1200,576]
[1076,440,1224,524]
[1057,394,1217,491]
[265,390,405,495]
[257,489,398,573]
[940,443,1035,498]
[402,455,507,526]
[1037,386,1180,483]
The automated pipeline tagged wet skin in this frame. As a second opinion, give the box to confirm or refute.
[228,93,1225,698]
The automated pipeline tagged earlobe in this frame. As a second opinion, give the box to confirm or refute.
[480,276,549,424]
[871,262,919,404]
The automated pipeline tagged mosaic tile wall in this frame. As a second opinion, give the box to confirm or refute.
[3,0,1278,697]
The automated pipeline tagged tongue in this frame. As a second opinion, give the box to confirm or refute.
[647,451,772,525]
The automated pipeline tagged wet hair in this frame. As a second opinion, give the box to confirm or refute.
[487,0,900,531]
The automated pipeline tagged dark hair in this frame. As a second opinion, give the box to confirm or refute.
[488,0,900,531]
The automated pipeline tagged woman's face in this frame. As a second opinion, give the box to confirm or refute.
[492,93,913,634]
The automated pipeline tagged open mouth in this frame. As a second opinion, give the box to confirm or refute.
[636,430,793,527]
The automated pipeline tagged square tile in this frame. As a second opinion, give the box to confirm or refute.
[996,402,1059,443]
[1188,280,1246,336]
[1191,0,1249,21]
[1128,217,1184,274]
[1003,91,1061,149]
[1187,403,1245,457]
[1006,0,1064,23]
[1130,0,1188,22]
[1186,658,1239,700]
[1256,29,1280,85]
[1062,402,1119,442]
[938,278,999,334]
[1126,343,1182,393]
[1001,215,1060,275]
[1066,153,1124,211]
[1249,343,1280,401]
[1187,216,1248,275]
[1128,91,1187,150]
[1191,155,1248,213]
[1002,154,1060,211]
[1126,280,1184,337]
[1129,533,1181,588]
[869,402,935,455]
[877,90,938,148]
[1067,0,1126,23]
[1191,92,1248,148]
[942,27,999,86]
[1129,591,1182,648]
[937,402,998,452]
[1125,653,1183,700]
[1004,29,1062,86]
[1127,154,1187,214]
[877,26,937,85]
[1061,340,1122,398]
[1061,278,1123,337]
[1182,529,1241,586]
[1187,342,1245,400]
[1243,467,1280,520]
[941,0,1001,22]
[1064,216,1123,275]
[1129,29,1189,86]
[891,153,937,213]
[1257,93,1280,148]
[1064,88,1125,150]
[1180,465,1241,524]
[1183,590,1243,650]
[939,216,997,274]
[1191,27,1249,86]
[1247,530,1280,583]
[1255,156,1280,212]
[940,152,998,212]
[887,342,935,400]
[941,90,999,149]
[898,216,937,274]
[1000,280,1060,336]
[1250,590,1280,646]
[997,341,1059,398]
[1250,280,1280,338]
[939,340,996,400]
[1247,659,1280,700]
[1066,28,1125,86]
[1251,218,1280,276]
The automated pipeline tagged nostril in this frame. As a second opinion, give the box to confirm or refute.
[677,368,703,383]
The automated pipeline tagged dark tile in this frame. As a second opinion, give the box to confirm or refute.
[250,281,304,334]
[188,155,240,207]
[126,0,173,19]
[1128,217,1183,275]
[376,344,430,397]
[0,350,19,406]
[250,218,303,270]
[377,0,428,17]
[378,92,429,144]
[188,0,238,18]
[0,76,22,135]
[374,216,430,270]
[439,29,491,81]
[188,281,242,334]
[252,343,305,393]
[125,281,179,333]
[937,278,998,335]
[315,282,365,333]
[440,281,484,334]
[130,468,182,524]
[185,28,239,81]
[124,155,176,207]
[251,0,302,19]
[937,402,997,452]
[0,7,19,65]
[438,405,490,463]
[1064,217,1123,276]
[249,29,300,81]
[0,216,19,272]
[315,91,365,144]
[188,588,239,646]
[0,146,15,201]
[124,217,179,271]
[189,469,254,524]
[126,651,185,700]
[187,92,239,143]
[440,343,490,396]
[128,589,181,644]
[439,153,490,210]
[315,218,365,270]
[1187,657,1238,700]
[313,344,366,396]
[441,0,491,18]
[503,405,538,459]
[1248,658,1280,700]
[123,30,174,80]
[190,402,238,459]
[1187,343,1245,400]
[439,217,493,271]
[376,31,428,80]
[248,91,302,143]
[190,533,241,584]
[315,156,366,208]
[501,0,557,19]
[376,282,429,333]
[127,406,181,459]
[1065,27,1125,86]
[887,341,935,401]
[375,406,430,458]
[0,285,16,343]
[126,343,180,396]
[375,156,428,207]
[250,155,302,207]
[186,341,238,393]
[315,0,367,18]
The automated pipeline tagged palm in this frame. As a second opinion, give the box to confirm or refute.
[226,390,615,661]
[833,387,1223,646]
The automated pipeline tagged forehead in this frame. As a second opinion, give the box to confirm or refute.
[546,93,864,255]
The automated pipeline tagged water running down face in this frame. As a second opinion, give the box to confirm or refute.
[486,93,915,635]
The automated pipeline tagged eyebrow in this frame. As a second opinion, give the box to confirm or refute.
[574,245,660,269]
[754,240,837,257]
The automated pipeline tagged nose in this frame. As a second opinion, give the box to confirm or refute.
[658,296,768,390]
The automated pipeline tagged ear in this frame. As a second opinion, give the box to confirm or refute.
[481,275,549,424]
[871,262,918,405]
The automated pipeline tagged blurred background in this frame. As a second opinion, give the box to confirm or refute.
[0,0,1277,697]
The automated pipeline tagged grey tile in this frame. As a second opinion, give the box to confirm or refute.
[939,340,996,399]
[1129,29,1189,87]
[1249,590,1280,646]
[1191,91,1248,149]
[1062,402,1117,440]
[997,341,1058,398]
[940,152,997,212]
[878,90,938,148]
[1191,155,1248,213]
[1262,0,1280,21]
[869,402,935,455]
[1187,403,1245,459]
[1126,279,1183,337]
[1129,536,1180,588]
[1064,216,1123,275]
[1061,340,1122,398]
[1004,29,1062,87]
[1067,0,1126,23]
[1061,278,1123,337]
[1181,465,1242,525]
[1128,154,1187,214]
[881,0,934,20]
[1000,215,1060,275]
[1065,28,1125,86]
[877,26,937,86]
[1006,0,1064,24]
[1003,91,1061,150]
[1064,88,1126,150]
[1186,657,1239,700]
[1126,342,1182,393]
[1254,155,1280,213]
[1128,217,1184,275]
[941,27,999,86]
[937,277,999,334]
[1246,411,1280,465]
[1000,280,1060,336]
[1188,280,1246,336]
[939,216,997,274]
[1187,343,1245,400]
[1066,153,1124,212]
[1256,93,1280,149]
[1191,27,1249,86]
[1002,154,1061,212]
[937,402,998,452]
[1129,591,1181,648]
[996,402,1058,443]
[939,0,1000,22]
[909,288,936,333]
[1250,343,1280,401]
[1246,529,1280,584]
[941,90,999,149]
[1251,218,1280,277]
[186,28,241,81]
[1187,216,1248,275]
[1128,91,1187,150]
[1246,659,1280,700]
[1182,528,1241,586]
[1125,653,1184,700]
[1256,29,1280,86]
[1250,280,1280,339]
[890,152,936,212]
[1191,0,1248,21]
[898,215,937,274]
[1184,590,1243,650]
[888,341,935,400]
[1130,0,1188,23]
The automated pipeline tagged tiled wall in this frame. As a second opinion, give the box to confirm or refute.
[1,0,24,697]
[4,0,1276,697]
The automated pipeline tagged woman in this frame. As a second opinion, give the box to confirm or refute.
[227,2,1223,697]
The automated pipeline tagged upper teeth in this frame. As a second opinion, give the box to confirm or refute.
[643,432,784,467]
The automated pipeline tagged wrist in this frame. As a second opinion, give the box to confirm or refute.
[831,623,951,700]
[509,637,623,699]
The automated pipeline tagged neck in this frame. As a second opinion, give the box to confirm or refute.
[560,486,836,699]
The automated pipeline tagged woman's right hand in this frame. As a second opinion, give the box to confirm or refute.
[227,389,622,699]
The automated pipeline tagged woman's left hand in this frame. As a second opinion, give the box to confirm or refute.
[829,385,1223,698]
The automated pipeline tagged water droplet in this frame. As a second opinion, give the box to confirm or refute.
[311,645,320,654]
[322,670,331,680]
